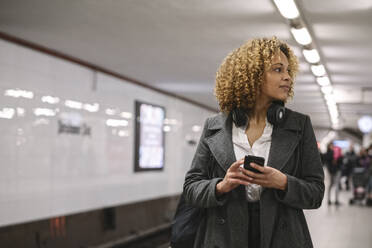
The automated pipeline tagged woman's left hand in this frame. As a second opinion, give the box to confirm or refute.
[241,163,288,191]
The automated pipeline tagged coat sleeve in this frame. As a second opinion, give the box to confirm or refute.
[274,115,325,209]
[183,118,228,208]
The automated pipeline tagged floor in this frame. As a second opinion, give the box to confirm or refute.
[305,169,372,248]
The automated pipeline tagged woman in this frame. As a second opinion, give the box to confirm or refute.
[183,37,324,248]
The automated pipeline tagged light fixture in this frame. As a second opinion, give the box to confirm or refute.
[316,76,330,86]
[302,49,320,63]
[321,85,333,95]
[358,115,372,133]
[311,64,326,77]
[324,93,334,102]
[273,0,300,19]
[326,98,336,107]
[290,27,312,45]
[328,105,339,117]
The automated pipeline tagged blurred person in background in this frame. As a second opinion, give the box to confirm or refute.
[324,142,342,205]
[357,148,370,169]
[341,144,357,191]
[366,145,372,205]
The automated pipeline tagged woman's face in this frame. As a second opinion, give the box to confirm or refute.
[261,50,292,102]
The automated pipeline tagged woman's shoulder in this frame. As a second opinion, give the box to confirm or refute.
[285,107,309,123]
[285,107,308,119]
[284,107,311,131]
[205,112,228,125]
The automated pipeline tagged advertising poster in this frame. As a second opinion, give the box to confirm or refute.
[134,101,165,171]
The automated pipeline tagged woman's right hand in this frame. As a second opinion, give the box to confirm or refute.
[216,158,252,196]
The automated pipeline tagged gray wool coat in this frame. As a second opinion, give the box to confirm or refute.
[183,108,325,248]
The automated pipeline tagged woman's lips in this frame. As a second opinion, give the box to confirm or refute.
[279,85,290,91]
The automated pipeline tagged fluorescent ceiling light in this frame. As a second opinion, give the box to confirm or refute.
[317,76,330,86]
[329,104,338,115]
[303,49,320,63]
[329,111,339,121]
[324,93,334,102]
[290,27,312,45]
[326,98,336,107]
[273,0,300,19]
[311,64,326,77]
[325,94,336,106]
[327,100,337,109]
[321,85,333,95]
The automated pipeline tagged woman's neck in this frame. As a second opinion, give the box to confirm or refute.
[250,97,271,125]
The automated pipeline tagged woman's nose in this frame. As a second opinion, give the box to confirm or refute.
[282,72,290,81]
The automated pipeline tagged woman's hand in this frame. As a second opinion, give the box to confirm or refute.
[216,158,252,196]
[242,163,288,190]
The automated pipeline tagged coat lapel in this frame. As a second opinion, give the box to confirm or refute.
[267,111,301,171]
[261,110,303,248]
[205,113,236,172]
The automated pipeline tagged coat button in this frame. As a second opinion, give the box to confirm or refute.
[217,218,226,225]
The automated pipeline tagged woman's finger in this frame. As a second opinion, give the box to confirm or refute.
[230,158,245,170]
[229,178,251,186]
[230,171,253,182]
[241,168,266,179]
[250,163,267,173]
[250,178,268,186]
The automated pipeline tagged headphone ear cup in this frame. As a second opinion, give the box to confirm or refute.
[275,106,286,124]
[267,101,285,125]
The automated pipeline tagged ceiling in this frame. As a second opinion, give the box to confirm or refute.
[0,0,372,132]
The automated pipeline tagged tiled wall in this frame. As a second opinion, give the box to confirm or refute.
[0,39,214,227]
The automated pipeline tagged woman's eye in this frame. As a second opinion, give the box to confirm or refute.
[274,68,281,72]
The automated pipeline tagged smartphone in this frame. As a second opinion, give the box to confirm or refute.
[244,155,265,174]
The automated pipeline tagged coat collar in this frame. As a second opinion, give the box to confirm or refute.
[205,109,302,172]
[205,112,236,172]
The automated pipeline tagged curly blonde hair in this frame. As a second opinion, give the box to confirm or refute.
[214,37,299,113]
